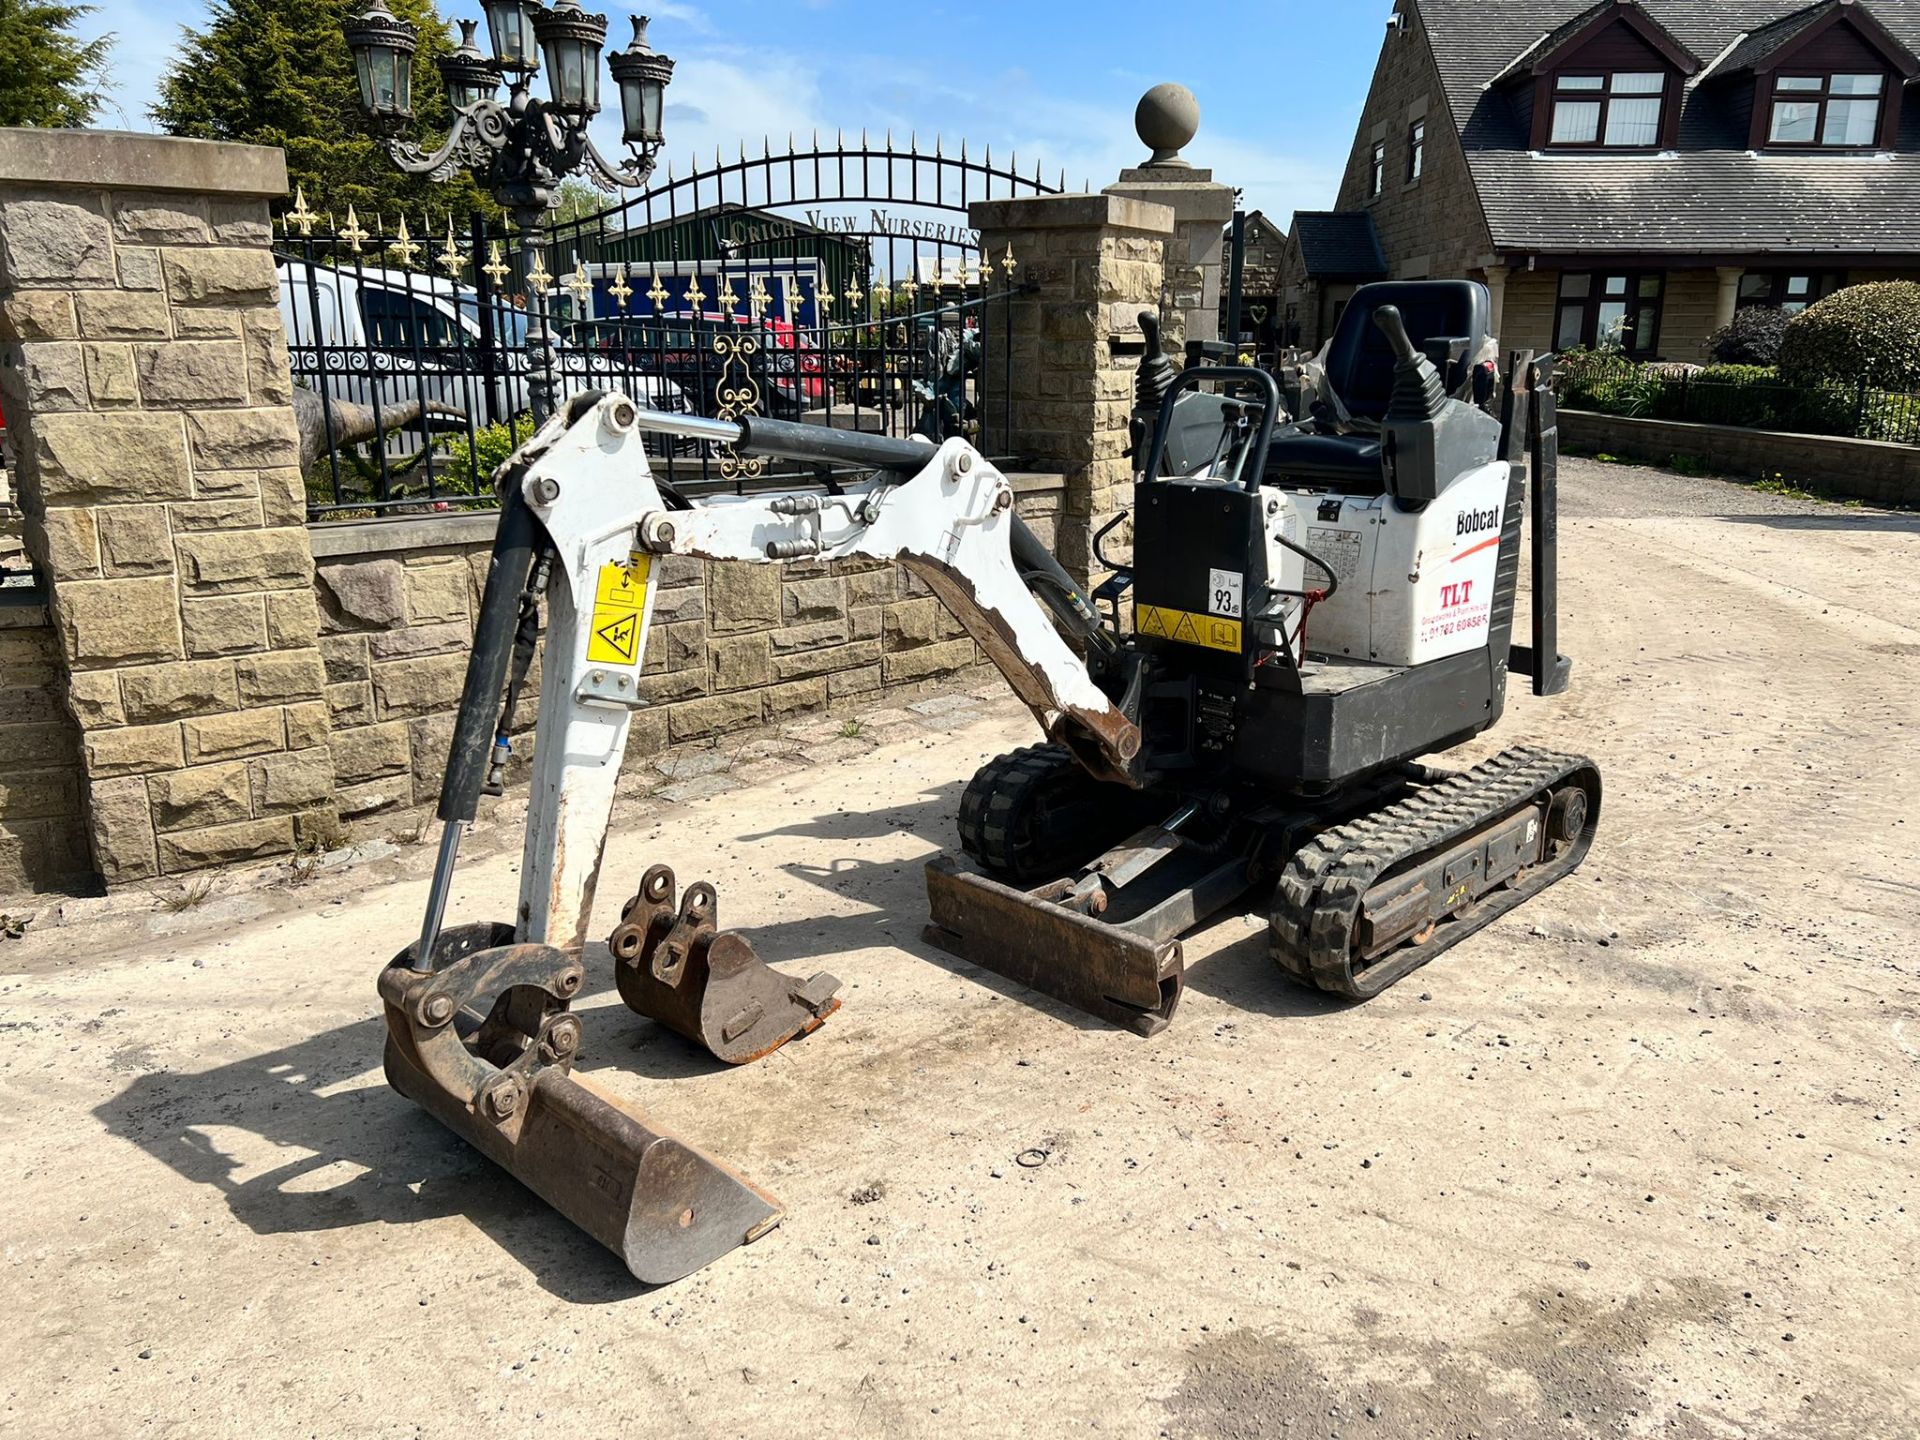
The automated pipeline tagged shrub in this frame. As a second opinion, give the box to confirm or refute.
[434,415,535,495]
[1777,281,1920,391]
[1557,347,1663,417]
[1706,307,1790,366]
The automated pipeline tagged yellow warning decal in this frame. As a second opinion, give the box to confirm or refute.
[1135,603,1242,654]
[586,555,651,665]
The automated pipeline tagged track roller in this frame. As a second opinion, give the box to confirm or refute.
[1271,747,1601,998]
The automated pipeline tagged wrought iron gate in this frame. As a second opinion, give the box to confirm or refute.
[276,134,1067,517]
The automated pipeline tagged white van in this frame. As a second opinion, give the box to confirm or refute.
[275,257,689,431]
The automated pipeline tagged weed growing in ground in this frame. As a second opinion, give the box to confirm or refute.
[159,879,215,913]
[284,840,327,888]
[840,718,865,739]
[1746,472,1864,506]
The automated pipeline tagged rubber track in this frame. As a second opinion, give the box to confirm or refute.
[956,744,1080,878]
[1271,746,1601,998]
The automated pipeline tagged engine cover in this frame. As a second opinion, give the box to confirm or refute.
[1284,459,1511,667]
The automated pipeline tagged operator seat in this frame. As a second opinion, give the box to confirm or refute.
[1265,280,1492,490]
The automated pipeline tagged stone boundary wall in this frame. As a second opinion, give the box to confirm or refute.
[971,193,1174,585]
[307,476,1064,824]
[0,131,1162,899]
[0,594,87,891]
[1560,409,1920,506]
[0,128,339,889]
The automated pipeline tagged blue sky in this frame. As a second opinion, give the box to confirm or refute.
[80,0,1388,220]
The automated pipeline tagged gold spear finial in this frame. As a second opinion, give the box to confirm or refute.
[525,248,554,296]
[387,215,420,267]
[287,185,319,238]
[606,264,634,311]
[483,241,512,288]
[562,254,594,309]
[437,217,468,278]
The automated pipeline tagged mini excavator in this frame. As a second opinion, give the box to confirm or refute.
[379,280,1599,1284]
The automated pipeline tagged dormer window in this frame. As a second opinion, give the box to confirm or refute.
[1767,73,1885,147]
[1503,2,1702,153]
[1548,71,1667,147]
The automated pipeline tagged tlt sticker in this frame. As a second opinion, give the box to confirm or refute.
[1207,568,1244,619]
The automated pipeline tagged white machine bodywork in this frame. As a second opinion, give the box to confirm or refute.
[1285,460,1510,666]
[510,396,1134,953]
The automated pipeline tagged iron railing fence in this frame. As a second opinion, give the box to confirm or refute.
[277,215,1028,517]
[1557,359,1920,447]
[277,135,1064,518]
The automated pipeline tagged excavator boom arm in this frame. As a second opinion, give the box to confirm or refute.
[509,395,1137,954]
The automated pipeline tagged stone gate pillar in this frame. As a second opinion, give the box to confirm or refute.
[1103,84,1237,352]
[970,193,1174,586]
[0,130,334,884]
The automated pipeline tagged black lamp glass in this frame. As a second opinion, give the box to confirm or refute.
[533,0,608,115]
[344,0,420,124]
[437,18,502,111]
[482,0,538,71]
[607,14,674,149]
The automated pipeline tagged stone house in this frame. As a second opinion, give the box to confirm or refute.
[1267,212,1390,353]
[1282,0,1920,361]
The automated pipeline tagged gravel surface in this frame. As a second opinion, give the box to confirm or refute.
[1,462,1915,1439]
[1555,455,1851,518]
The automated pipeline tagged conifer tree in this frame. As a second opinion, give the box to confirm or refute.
[0,0,112,127]
[154,0,496,226]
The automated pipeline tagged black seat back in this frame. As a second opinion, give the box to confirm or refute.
[1323,281,1491,421]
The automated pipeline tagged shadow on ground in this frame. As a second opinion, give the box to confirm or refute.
[1717,511,1920,533]
[91,785,1364,1298]
[93,1003,657,1304]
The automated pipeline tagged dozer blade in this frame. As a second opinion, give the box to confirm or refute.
[923,857,1183,1037]
[609,865,842,1065]
[380,922,781,1286]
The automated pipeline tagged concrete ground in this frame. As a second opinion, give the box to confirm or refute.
[1,459,1916,1439]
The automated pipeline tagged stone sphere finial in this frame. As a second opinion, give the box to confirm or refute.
[1135,83,1199,166]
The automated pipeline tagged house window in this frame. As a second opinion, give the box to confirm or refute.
[1768,73,1885,147]
[1408,120,1425,181]
[1548,72,1666,148]
[1555,272,1665,355]
[1737,271,1846,315]
[1369,141,1386,197]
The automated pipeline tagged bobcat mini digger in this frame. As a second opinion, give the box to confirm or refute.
[379,280,1599,1283]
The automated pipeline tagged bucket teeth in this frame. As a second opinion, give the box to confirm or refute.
[609,865,843,1065]
[379,922,781,1285]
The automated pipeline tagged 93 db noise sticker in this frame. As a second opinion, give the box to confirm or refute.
[1207,568,1244,619]
[586,556,651,665]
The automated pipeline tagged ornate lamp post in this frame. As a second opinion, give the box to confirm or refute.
[343,0,675,422]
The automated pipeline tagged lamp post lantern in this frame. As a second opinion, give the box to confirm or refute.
[343,2,676,423]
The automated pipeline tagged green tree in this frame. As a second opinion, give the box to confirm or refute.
[0,0,112,127]
[548,177,610,227]
[153,0,497,228]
